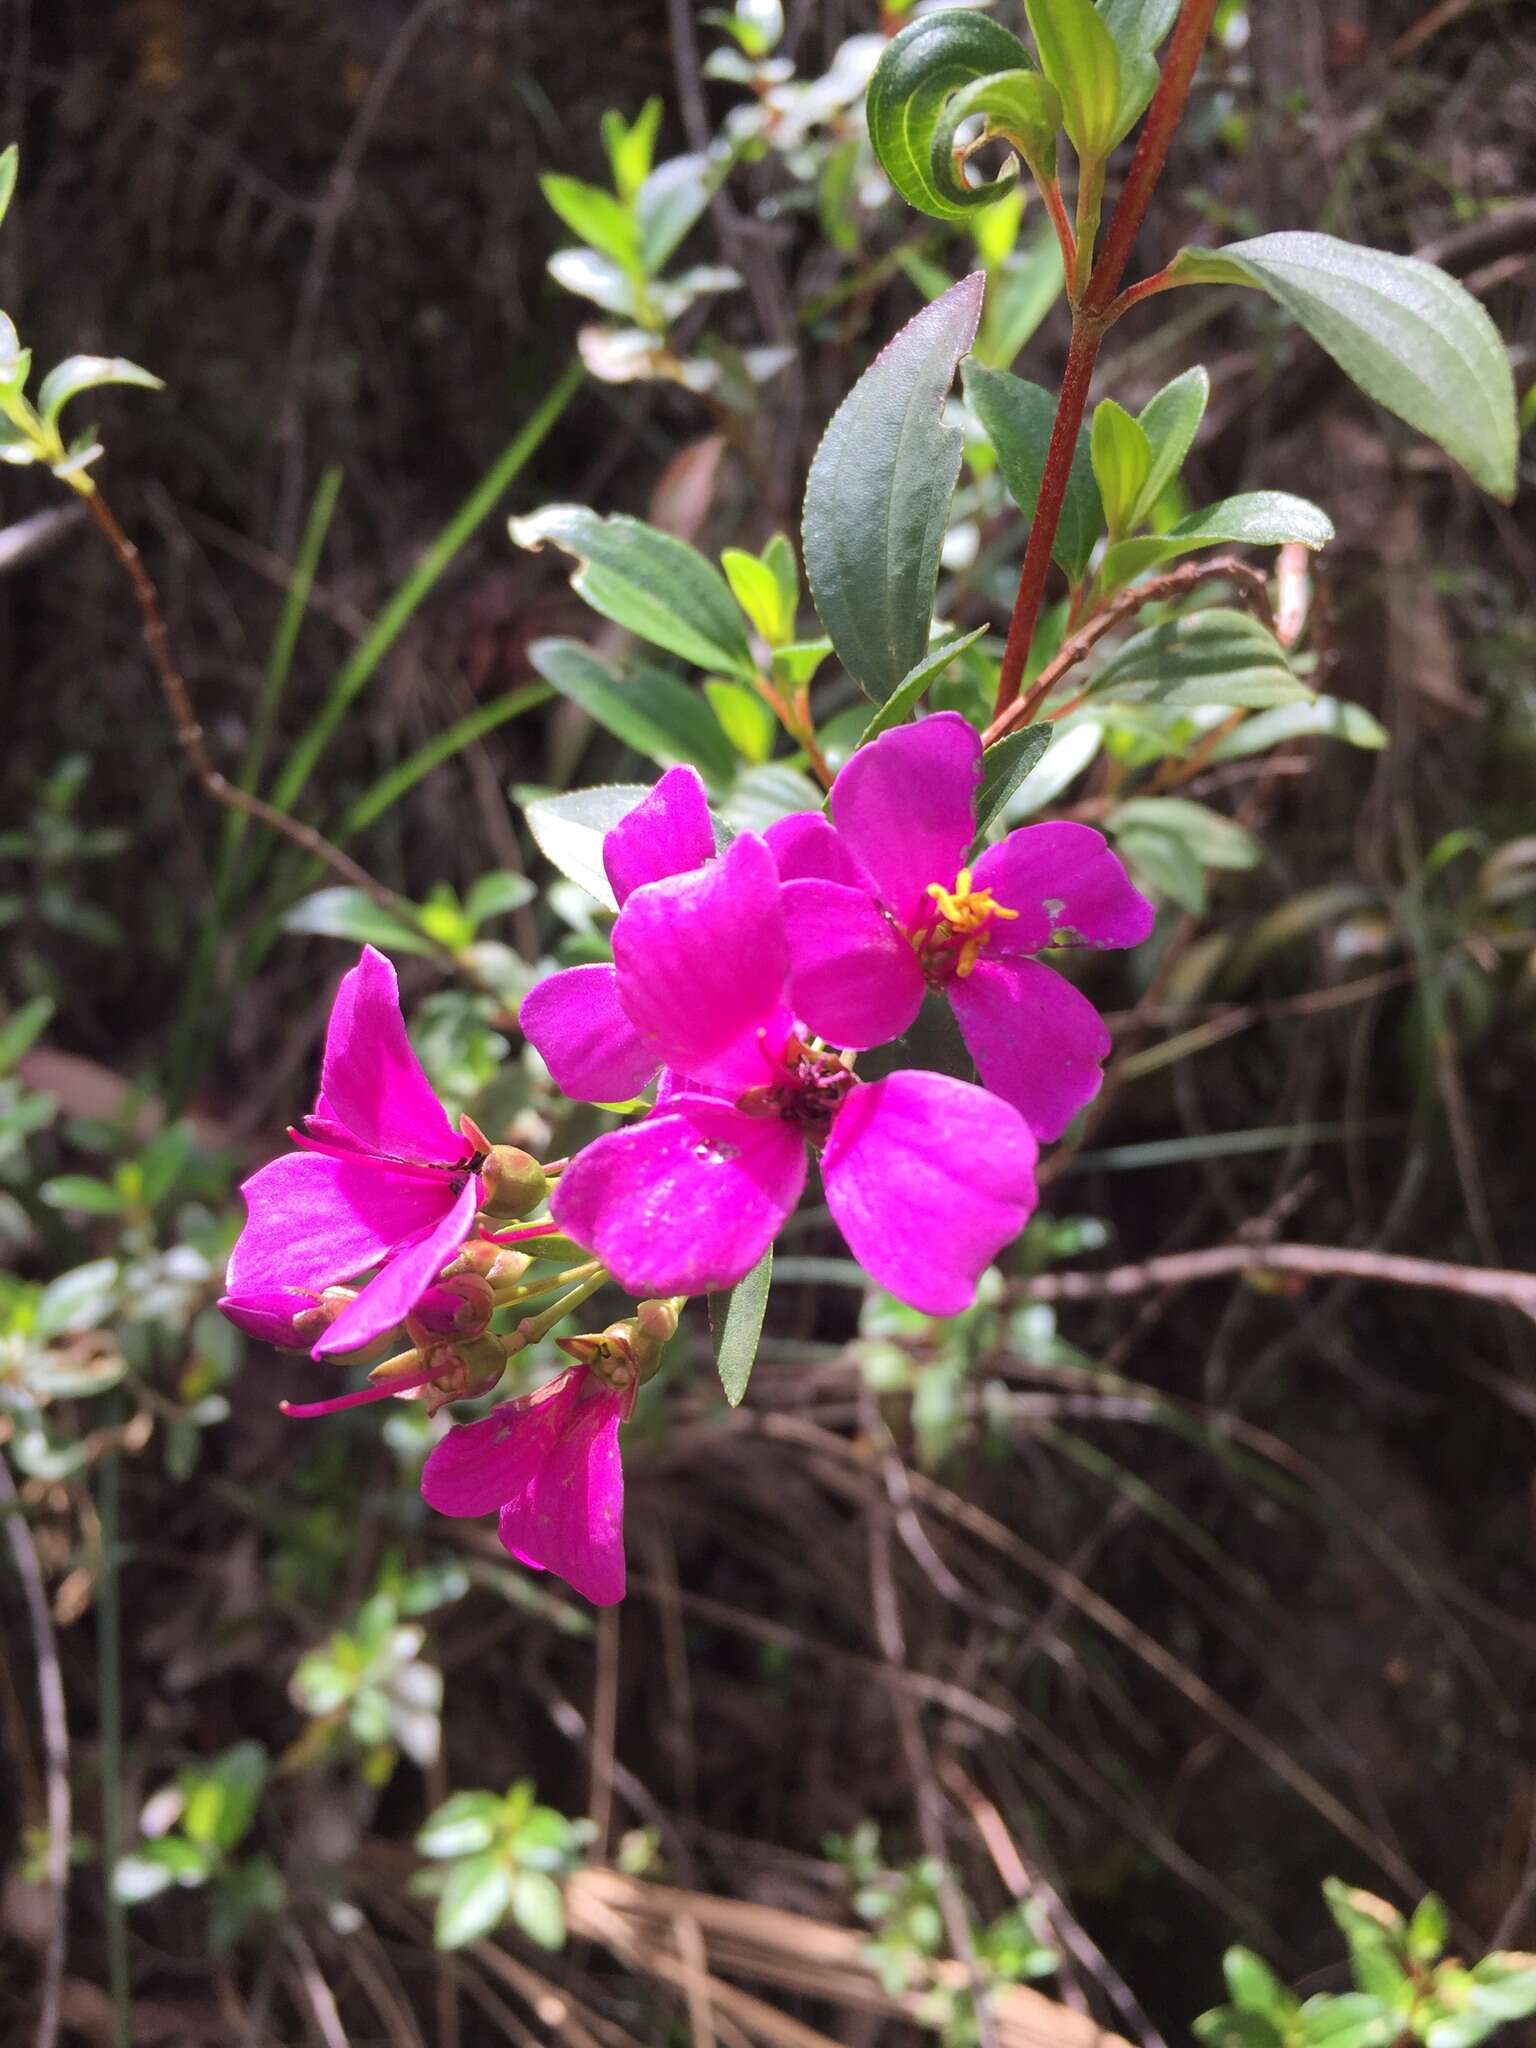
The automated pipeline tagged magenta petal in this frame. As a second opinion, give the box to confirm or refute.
[421,1367,584,1518]
[499,1385,626,1606]
[314,1176,480,1357]
[972,822,1155,953]
[603,765,715,908]
[829,713,982,927]
[551,1097,805,1296]
[520,963,657,1103]
[611,833,789,1087]
[780,879,925,1050]
[949,956,1111,1142]
[226,1150,455,1296]
[218,1288,322,1349]
[764,811,871,889]
[318,947,459,1161]
[821,1071,1038,1315]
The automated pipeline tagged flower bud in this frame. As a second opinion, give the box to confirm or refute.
[291,1287,361,1346]
[479,1145,550,1221]
[220,1285,357,1352]
[558,1321,639,1395]
[442,1239,533,1289]
[407,1272,495,1344]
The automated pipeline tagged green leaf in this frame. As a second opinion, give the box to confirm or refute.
[1296,1993,1399,2048]
[1465,1954,1536,2022]
[705,680,776,763]
[434,1852,514,1950]
[538,173,640,272]
[1091,609,1307,708]
[36,356,163,433]
[1207,695,1387,761]
[866,13,1050,222]
[803,272,984,703]
[1169,232,1517,500]
[635,154,719,275]
[976,224,1066,368]
[0,994,53,1074]
[35,1260,119,1341]
[547,248,639,318]
[1090,399,1153,538]
[1224,1948,1297,2022]
[1024,0,1122,159]
[112,1838,215,1906]
[1133,364,1209,524]
[1321,1881,1405,1962]
[947,68,1062,171]
[39,1175,124,1216]
[511,1869,567,1950]
[1098,0,1180,56]
[975,725,1053,839]
[521,784,653,909]
[773,637,832,691]
[1193,2011,1286,2048]
[722,546,794,647]
[1099,491,1335,589]
[280,887,438,956]
[714,1245,772,1407]
[858,628,990,747]
[511,506,755,679]
[529,638,737,785]
[1405,1895,1449,1966]
[417,1791,505,1861]
[1110,795,1261,868]
[463,871,536,928]
[180,1742,267,1853]
[964,362,1103,582]
[0,144,17,234]
[601,97,662,203]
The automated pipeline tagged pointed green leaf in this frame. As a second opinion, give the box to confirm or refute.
[1099,491,1334,590]
[636,154,720,275]
[538,173,640,272]
[857,627,990,746]
[521,783,658,909]
[416,1791,504,1860]
[463,871,537,927]
[762,532,798,625]
[0,144,17,234]
[36,355,162,432]
[975,724,1053,839]
[964,361,1103,581]
[1296,1994,1399,2048]
[715,1244,771,1407]
[1133,365,1209,524]
[1090,399,1153,537]
[39,1174,124,1216]
[1091,608,1307,708]
[1098,0,1180,56]
[511,1869,567,1950]
[1169,232,1517,499]
[1024,0,1122,159]
[280,887,438,956]
[529,638,737,784]
[1207,694,1387,761]
[1223,1948,1297,2023]
[722,546,792,646]
[1404,1894,1448,1966]
[1193,2012,1286,2048]
[511,506,756,678]
[803,273,984,702]
[0,994,53,1074]
[434,1853,514,1951]
[601,97,662,203]
[705,679,776,762]
[867,12,1047,222]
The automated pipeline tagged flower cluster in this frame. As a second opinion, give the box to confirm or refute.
[218,716,1150,1607]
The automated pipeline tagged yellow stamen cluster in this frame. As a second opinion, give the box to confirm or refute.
[923,867,1020,978]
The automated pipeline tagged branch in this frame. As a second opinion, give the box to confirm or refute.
[984,553,1275,746]
[1,1459,69,2048]
[1016,1242,1536,1326]
[83,491,420,922]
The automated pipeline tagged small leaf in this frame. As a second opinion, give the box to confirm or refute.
[1091,609,1308,709]
[1169,232,1518,500]
[867,13,1047,222]
[705,680,776,763]
[1099,491,1334,589]
[601,97,662,203]
[858,627,990,747]
[511,1869,567,1951]
[636,154,720,275]
[530,638,737,785]
[464,871,536,928]
[974,725,1053,839]
[0,144,17,233]
[280,887,438,957]
[36,356,163,432]
[547,248,639,317]
[112,1839,215,1906]
[538,174,640,272]
[34,1259,119,1340]
[1133,364,1209,524]
[1097,0,1180,56]
[714,1244,772,1407]
[1465,1954,1536,2022]
[417,1791,505,1861]
[39,1174,124,1216]
[1296,1993,1399,2048]
[1193,2011,1286,2048]
[1024,0,1122,159]
[434,1853,514,1950]
[1405,1894,1449,1966]
[511,505,756,679]
[1207,695,1387,762]
[803,273,984,702]
[521,783,653,909]
[722,546,793,646]
[1223,1948,1297,2023]
[1090,399,1153,538]
[181,1742,267,1853]
[0,994,53,1074]
[964,362,1103,581]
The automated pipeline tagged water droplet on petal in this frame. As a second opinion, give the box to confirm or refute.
[691,1137,740,1165]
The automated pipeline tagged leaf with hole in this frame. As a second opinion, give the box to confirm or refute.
[1169,232,1517,499]
[803,272,984,702]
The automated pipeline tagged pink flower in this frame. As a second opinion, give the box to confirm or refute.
[549,830,1039,1314]
[770,713,1155,1141]
[220,947,483,1359]
[519,765,717,1103]
[420,1365,626,1606]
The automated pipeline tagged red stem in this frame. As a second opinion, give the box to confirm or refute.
[1040,177,1078,281]
[989,0,1224,723]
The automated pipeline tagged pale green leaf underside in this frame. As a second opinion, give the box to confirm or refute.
[1092,608,1309,709]
[715,1244,772,1406]
[1170,231,1517,500]
[522,783,654,909]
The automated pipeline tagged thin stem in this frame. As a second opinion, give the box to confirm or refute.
[1071,155,1106,303]
[1104,264,1183,325]
[97,1443,129,2048]
[0,1458,69,2048]
[984,554,1274,746]
[515,1268,611,1348]
[1038,175,1078,279]
[989,0,1224,722]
